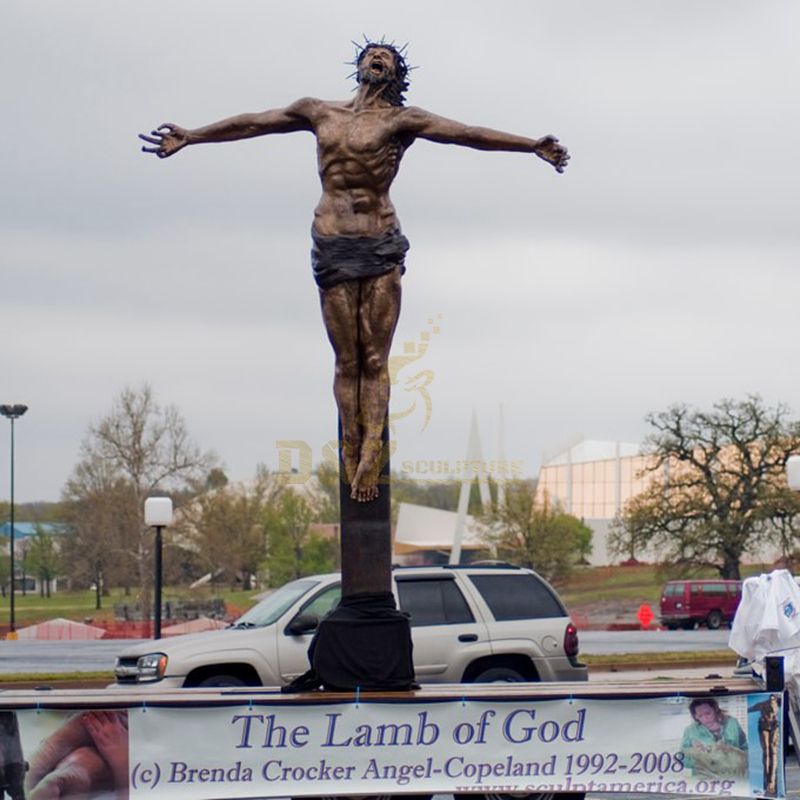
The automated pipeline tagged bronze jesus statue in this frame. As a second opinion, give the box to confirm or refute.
[140,42,569,503]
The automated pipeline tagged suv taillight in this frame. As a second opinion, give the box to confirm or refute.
[564,622,579,658]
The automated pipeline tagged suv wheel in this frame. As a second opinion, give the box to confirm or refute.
[196,674,249,687]
[472,666,527,683]
[706,610,723,630]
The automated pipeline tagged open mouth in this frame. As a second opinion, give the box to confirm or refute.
[370,60,384,73]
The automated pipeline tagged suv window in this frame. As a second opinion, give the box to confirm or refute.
[469,573,564,620]
[396,578,474,627]
[236,578,322,627]
[702,583,726,596]
[665,583,684,597]
[300,584,341,618]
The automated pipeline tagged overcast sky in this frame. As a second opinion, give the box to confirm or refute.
[2,0,799,502]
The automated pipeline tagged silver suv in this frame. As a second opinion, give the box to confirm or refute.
[113,564,587,689]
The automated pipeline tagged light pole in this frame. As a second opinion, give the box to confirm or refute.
[1,404,27,639]
[144,497,173,639]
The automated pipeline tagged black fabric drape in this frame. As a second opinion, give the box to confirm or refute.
[283,592,416,693]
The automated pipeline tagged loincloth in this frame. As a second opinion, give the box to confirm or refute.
[311,227,409,290]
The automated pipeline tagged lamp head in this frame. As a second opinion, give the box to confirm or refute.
[0,404,28,420]
[144,497,173,527]
[787,456,800,493]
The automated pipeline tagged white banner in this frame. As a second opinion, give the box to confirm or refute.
[5,691,784,799]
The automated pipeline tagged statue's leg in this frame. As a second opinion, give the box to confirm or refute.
[319,282,362,487]
[351,266,402,502]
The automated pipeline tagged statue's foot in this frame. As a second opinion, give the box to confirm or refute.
[350,442,381,503]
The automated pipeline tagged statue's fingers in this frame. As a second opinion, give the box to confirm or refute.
[138,134,161,145]
[141,145,161,154]
[156,124,175,133]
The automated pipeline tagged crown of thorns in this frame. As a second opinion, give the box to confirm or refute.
[347,36,415,106]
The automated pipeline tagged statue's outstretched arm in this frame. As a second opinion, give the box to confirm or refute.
[139,97,318,159]
[399,107,569,173]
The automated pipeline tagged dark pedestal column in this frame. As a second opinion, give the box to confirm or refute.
[339,421,392,595]
[305,420,415,691]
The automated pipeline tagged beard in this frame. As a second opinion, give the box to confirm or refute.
[358,65,393,86]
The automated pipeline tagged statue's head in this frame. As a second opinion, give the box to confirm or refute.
[354,41,410,107]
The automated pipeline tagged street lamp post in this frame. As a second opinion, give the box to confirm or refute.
[1,404,27,639]
[144,497,173,640]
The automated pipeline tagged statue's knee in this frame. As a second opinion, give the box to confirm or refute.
[363,352,385,378]
[335,356,359,380]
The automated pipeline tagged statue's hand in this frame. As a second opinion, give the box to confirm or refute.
[138,123,188,159]
[534,135,570,173]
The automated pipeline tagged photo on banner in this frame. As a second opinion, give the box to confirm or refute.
[8,708,129,799]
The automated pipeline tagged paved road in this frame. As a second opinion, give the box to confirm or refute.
[0,630,733,674]
[579,628,731,654]
[0,638,144,673]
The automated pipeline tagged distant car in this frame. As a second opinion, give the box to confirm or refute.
[113,564,587,689]
[660,579,741,630]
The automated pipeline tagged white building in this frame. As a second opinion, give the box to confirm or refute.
[535,439,783,566]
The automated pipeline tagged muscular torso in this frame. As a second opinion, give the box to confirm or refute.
[310,101,411,237]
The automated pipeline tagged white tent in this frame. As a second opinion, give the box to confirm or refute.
[394,502,486,557]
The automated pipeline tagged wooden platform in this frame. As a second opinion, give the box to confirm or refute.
[0,675,765,709]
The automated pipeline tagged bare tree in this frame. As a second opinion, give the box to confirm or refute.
[610,396,800,579]
[62,455,138,608]
[63,384,215,613]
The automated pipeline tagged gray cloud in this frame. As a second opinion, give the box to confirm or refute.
[2,0,799,500]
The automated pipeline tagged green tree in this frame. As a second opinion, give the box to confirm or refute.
[482,480,591,583]
[264,491,337,585]
[573,521,594,566]
[313,462,340,524]
[26,526,61,598]
[178,470,277,590]
[610,396,800,579]
[392,473,460,511]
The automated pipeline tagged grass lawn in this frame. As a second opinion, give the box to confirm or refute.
[557,562,773,609]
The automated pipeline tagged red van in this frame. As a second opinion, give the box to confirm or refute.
[659,579,742,630]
